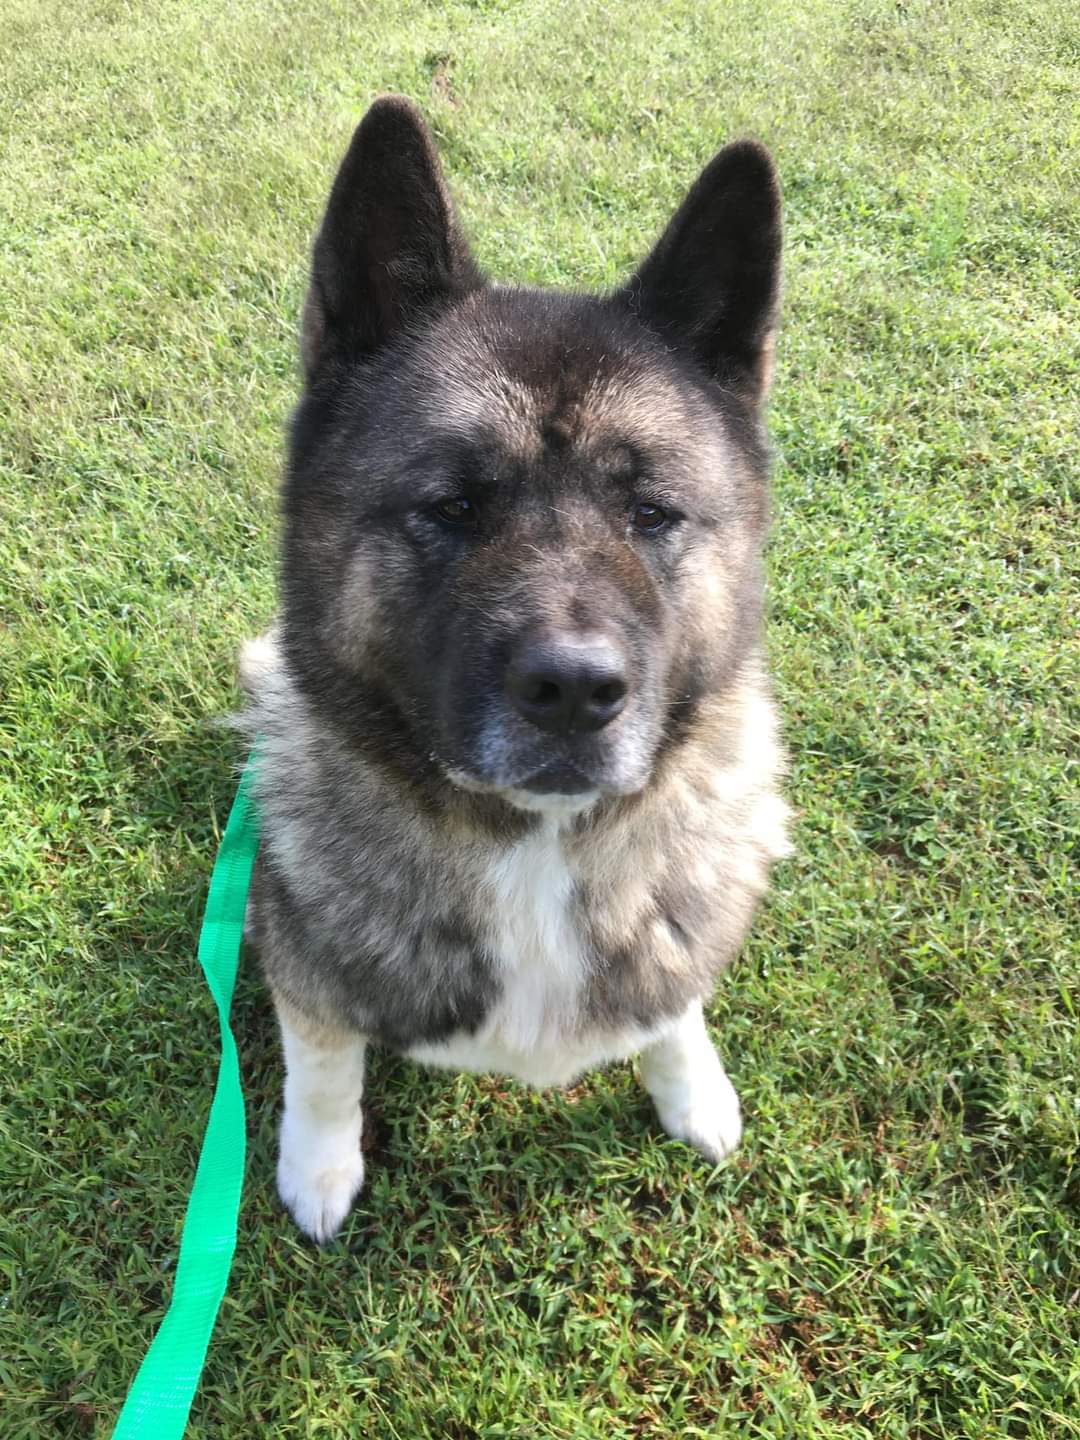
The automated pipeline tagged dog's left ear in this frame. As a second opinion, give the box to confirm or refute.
[620,140,782,404]
[301,95,482,378]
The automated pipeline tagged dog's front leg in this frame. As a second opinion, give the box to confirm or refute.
[638,1000,743,1164]
[273,995,367,1243]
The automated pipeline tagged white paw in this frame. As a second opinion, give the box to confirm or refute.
[277,1124,365,1243]
[654,1070,743,1165]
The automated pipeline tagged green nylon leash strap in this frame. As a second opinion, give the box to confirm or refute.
[112,759,260,1438]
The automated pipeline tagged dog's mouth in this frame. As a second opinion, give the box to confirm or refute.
[442,757,602,802]
[441,752,652,818]
[436,693,662,810]
[499,759,616,817]
[514,759,596,795]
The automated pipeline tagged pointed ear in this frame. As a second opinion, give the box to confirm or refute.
[620,139,782,403]
[301,95,482,377]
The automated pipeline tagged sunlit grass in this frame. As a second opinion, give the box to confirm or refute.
[1,0,1077,1435]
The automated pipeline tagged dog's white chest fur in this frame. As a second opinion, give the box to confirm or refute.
[482,819,585,1051]
[407,818,654,1086]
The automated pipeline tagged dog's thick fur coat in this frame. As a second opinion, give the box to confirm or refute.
[241,96,790,1241]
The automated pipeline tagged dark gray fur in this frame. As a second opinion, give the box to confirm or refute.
[242,96,788,1056]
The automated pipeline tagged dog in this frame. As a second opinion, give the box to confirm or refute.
[239,95,791,1242]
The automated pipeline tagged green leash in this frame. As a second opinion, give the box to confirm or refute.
[112,759,260,1438]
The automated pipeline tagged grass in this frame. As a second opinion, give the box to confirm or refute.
[1,0,1077,1434]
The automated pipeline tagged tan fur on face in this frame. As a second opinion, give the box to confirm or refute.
[418,303,547,457]
[416,292,742,490]
[328,548,380,667]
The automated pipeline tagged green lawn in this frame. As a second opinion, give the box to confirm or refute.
[1,0,1077,1435]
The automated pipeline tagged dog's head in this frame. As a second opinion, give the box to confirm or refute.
[282,96,781,810]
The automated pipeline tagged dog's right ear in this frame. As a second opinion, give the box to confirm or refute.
[301,96,482,378]
[619,139,782,405]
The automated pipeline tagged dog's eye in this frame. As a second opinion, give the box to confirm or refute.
[433,497,478,527]
[632,503,668,533]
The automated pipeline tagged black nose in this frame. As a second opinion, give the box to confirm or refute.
[505,633,628,735]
